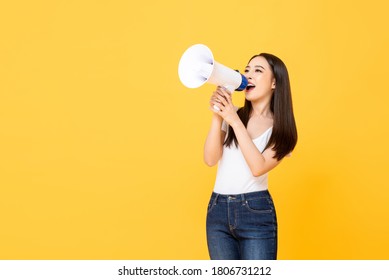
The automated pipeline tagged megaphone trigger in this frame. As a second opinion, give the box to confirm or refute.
[222,85,234,93]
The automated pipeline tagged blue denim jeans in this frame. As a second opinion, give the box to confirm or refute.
[206,190,277,260]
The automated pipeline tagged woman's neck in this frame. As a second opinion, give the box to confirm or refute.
[250,100,273,119]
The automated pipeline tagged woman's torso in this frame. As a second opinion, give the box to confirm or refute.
[213,124,273,195]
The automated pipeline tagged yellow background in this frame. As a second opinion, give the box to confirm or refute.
[1,0,388,259]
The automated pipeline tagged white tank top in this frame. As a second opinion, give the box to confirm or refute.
[213,125,273,195]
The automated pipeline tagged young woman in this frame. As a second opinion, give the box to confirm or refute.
[204,53,297,260]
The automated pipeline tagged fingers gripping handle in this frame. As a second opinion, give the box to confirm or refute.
[212,86,233,112]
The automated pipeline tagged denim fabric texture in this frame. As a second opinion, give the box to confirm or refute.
[206,190,277,260]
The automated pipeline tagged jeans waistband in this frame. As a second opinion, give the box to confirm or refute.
[211,190,271,203]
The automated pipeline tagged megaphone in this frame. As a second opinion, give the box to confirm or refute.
[178,44,248,95]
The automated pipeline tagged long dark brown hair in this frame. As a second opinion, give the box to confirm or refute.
[224,53,297,161]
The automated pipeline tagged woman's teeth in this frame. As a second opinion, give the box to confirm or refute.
[246,84,255,91]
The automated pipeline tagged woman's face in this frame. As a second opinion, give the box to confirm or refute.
[243,56,275,102]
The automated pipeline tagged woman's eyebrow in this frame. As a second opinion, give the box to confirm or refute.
[254,65,265,70]
[245,65,266,70]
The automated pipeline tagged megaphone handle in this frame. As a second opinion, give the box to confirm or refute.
[223,85,234,93]
[213,85,233,112]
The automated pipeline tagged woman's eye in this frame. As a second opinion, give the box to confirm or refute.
[244,69,249,73]
[255,69,262,73]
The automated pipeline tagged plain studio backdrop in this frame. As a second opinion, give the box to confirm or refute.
[0,0,388,259]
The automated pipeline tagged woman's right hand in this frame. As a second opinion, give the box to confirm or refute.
[209,86,226,115]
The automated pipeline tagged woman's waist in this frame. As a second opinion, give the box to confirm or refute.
[209,190,271,203]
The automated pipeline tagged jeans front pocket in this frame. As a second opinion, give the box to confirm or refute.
[207,195,218,214]
[244,197,273,214]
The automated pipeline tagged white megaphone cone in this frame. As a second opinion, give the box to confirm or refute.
[178,44,248,111]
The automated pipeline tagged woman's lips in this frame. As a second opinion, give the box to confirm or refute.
[245,85,255,93]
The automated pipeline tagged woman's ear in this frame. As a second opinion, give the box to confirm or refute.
[271,79,276,89]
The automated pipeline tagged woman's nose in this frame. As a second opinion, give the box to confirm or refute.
[244,71,252,79]
[245,74,252,80]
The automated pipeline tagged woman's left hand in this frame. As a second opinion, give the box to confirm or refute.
[211,86,242,128]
